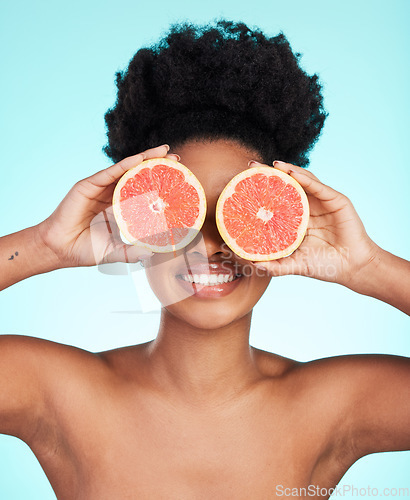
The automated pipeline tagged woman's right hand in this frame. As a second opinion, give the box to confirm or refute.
[37,144,179,268]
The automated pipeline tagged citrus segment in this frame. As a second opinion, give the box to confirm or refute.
[112,158,206,252]
[216,166,309,261]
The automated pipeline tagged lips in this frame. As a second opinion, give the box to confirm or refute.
[174,259,244,298]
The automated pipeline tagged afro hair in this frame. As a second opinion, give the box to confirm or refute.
[103,19,327,167]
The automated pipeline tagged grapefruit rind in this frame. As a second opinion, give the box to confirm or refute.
[215,166,309,261]
[112,157,207,253]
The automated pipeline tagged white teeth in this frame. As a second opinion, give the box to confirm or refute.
[209,275,218,285]
[178,274,240,286]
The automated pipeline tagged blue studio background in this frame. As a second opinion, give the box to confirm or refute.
[0,0,409,498]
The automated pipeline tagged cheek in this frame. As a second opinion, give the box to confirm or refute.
[245,269,272,304]
[251,266,272,286]
[144,255,193,307]
[237,262,272,294]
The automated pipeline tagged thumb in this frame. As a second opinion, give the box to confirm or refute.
[96,244,153,276]
[104,243,153,264]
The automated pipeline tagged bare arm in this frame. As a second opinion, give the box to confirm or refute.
[1,145,178,291]
[0,226,61,291]
[0,335,49,442]
[347,246,410,316]
[345,354,410,456]
[308,354,410,482]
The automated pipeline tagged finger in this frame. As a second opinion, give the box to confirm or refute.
[285,168,342,203]
[85,144,170,188]
[92,205,122,238]
[105,243,153,264]
[272,160,321,182]
[90,207,154,265]
[251,255,304,277]
[166,153,181,162]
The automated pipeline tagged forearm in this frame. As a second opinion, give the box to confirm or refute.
[0,225,62,291]
[348,245,410,316]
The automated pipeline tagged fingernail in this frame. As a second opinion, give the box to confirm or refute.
[162,144,170,151]
[273,160,286,167]
[172,154,181,161]
[248,160,261,167]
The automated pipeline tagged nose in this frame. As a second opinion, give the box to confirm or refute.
[186,214,230,261]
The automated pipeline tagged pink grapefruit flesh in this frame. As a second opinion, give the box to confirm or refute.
[112,158,207,253]
[216,166,309,261]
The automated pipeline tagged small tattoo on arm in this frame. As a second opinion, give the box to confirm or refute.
[8,251,18,261]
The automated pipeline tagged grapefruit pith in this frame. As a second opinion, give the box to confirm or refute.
[112,158,207,253]
[216,166,309,261]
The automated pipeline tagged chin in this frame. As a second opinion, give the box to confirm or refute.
[165,299,250,331]
[144,252,272,331]
[159,274,271,332]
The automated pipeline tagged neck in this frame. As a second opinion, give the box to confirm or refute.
[145,308,261,405]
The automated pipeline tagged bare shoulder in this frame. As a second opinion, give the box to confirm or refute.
[254,349,409,478]
[300,353,410,456]
[251,345,301,378]
[289,352,410,390]
[0,333,102,362]
[8,334,107,379]
[280,352,409,454]
[255,347,410,387]
[250,347,395,393]
[0,333,103,389]
[252,348,410,434]
[0,334,105,444]
[1,334,110,400]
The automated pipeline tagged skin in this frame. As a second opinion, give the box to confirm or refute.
[0,141,409,499]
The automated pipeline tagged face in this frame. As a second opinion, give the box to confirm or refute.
[144,139,272,329]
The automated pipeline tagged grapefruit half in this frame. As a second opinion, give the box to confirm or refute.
[216,166,309,261]
[112,158,207,253]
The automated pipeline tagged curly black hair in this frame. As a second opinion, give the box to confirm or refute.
[103,19,327,167]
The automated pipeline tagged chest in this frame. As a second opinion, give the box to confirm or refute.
[36,390,327,499]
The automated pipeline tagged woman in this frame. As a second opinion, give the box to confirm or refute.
[1,20,409,499]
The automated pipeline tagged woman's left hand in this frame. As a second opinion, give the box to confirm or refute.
[251,160,380,289]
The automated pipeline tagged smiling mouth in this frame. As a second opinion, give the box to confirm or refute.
[176,273,243,286]
[172,258,245,298]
